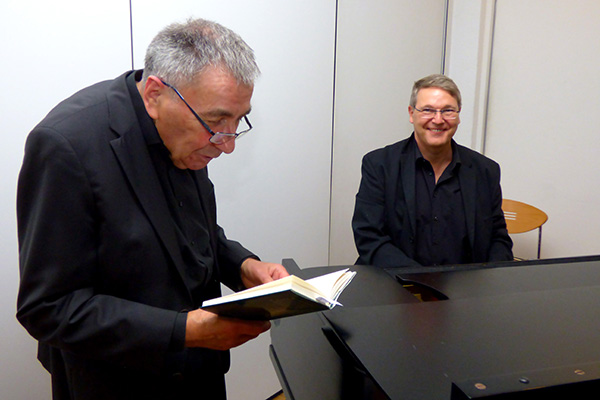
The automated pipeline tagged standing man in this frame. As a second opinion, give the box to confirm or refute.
[352,74,513,269]
[17,18,288,400]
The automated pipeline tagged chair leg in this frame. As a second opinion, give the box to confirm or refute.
[537,226,543,259]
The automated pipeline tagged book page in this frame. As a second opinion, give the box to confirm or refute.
[305,268,356,301]
[202,275,297,306]
[202,268,356,308]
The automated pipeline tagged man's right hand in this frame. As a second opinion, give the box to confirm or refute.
[184,308,270,350]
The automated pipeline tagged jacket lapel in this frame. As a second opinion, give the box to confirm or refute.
[106,77,193,301]
[399,139,417,237]
[458,148,477,251]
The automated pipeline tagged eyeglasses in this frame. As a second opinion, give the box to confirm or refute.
[160,79,253,145]
[413,107,460,120]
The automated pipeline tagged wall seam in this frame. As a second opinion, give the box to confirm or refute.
[481,0,498,155]
[129,0,135,70]
[327,0,339,266]
[441,0,450,74]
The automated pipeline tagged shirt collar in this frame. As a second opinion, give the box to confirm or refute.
[126,70,164,147]
[411,134,462,170]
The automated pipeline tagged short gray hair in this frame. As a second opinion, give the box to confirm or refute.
[409,74,462,109]
[142,18,260,88]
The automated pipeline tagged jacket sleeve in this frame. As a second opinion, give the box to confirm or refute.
[352,152,421,269]
[215,225,257,292]
[16,128,179,374]
[487,164,514,262]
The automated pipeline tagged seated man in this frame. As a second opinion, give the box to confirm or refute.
[352,74,513,269]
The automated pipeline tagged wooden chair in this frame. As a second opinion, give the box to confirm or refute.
[266,390,285,400]
[502,199,548,259]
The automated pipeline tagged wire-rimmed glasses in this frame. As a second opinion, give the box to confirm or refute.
[160,79,253,144]
[413,107,460,120]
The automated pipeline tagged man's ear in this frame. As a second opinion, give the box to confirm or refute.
[140,76,164,120]
[408,105,415,124]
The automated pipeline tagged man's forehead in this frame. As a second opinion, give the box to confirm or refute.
[417,87,458,105]
[180,68,254,118]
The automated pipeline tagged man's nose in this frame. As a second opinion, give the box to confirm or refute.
[432,111,445,123]
[215,138,236,154]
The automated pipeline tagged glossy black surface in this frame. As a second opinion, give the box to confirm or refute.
[271,256,600,400]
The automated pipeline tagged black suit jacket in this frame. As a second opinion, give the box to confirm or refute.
[352,135,513,269]
[16,71,255,399]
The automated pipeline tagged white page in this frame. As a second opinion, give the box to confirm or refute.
[305,268,355,300]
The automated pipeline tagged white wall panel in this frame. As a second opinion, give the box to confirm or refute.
[445,0,496,152]
[485,0,600,259]
[1,1,132,399]
[329,0,447,265]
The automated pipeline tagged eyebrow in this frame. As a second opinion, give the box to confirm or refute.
[418,104,458,109]
[202,107,252,119]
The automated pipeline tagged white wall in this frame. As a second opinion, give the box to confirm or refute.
[1,1,132,399]
[485,0,600,259]
[443,0,600,260]
[444,0,496,152]
[329,0,448,265]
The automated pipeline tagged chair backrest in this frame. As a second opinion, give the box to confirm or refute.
[502,199,548,234]
[502,199,548,259]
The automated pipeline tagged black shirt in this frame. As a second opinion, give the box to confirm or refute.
[126,70,215,350]
[413,139,472,266]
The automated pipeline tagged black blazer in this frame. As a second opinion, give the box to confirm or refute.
[352,136,513,269]
[16,72,255,399]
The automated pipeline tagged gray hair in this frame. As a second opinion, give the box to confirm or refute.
[409,74,462,109]
[142,18,260,88]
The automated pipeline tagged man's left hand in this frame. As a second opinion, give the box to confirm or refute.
[240,258,289,288]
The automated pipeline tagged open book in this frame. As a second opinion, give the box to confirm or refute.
[202,268,356,320]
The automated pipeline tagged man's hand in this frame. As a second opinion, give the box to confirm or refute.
[185,308,270,350]
[240,258,289,289]
[184,259,289,349]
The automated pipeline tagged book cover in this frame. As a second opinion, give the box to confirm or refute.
[202,269,356,320]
